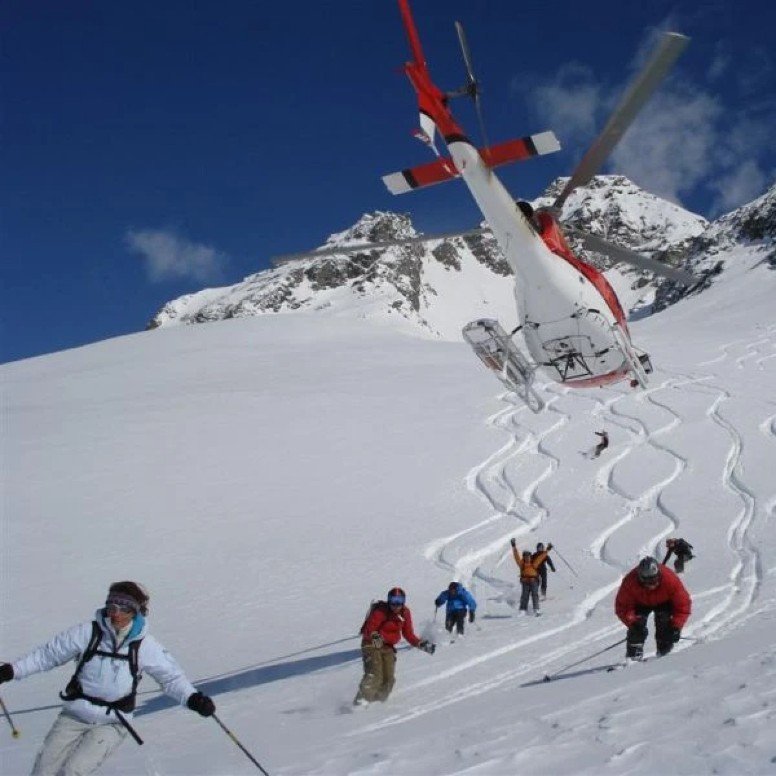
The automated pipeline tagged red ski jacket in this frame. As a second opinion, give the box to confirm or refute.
[615,565,692,629]
[361,602,421,648]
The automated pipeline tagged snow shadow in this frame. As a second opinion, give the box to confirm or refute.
[136,647,363,717]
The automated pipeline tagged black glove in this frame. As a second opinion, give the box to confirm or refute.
[468,611,475,623]
[418,640,436,655]
[671,627,681,643]
[510,538,516,548]
[546,543,553,551]
[370,632,384,649]
[0,663,13,684]
[187,692,215,717]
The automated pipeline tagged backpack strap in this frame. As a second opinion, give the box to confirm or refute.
[60,620,143,715]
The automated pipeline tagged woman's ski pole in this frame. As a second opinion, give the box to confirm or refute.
[0,695,20,738]
[542,638,627,682]
[213,713,270,775]
[552,546,579,577]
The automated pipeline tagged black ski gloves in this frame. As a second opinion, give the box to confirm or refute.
[546,543,553,551]
[671,627,682,643]
[0,663,13,684]
[187,692,215,717]
[468,611,475,623]
[418,640,436,655]
[510,538,516,548]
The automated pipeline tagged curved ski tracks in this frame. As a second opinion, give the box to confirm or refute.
[354,327,776,733]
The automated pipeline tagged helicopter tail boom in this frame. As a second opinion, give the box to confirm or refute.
[383,131,560,194]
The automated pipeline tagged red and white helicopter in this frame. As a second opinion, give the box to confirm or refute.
[276,0,696,412]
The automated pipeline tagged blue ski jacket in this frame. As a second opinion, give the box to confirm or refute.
[435,586,477,614]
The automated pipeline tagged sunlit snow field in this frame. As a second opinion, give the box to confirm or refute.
[2,248,776,774]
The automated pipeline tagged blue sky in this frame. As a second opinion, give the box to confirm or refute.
[3,0,774,363]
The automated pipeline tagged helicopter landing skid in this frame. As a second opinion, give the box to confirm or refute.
[612,324,651,388]
[462,319,545,413]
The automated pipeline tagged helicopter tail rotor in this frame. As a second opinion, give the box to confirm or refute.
[452,20,490,151]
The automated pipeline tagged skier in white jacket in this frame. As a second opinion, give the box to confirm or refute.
[0,581,215,775]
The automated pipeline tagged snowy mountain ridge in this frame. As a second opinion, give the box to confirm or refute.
[148,175,721,336]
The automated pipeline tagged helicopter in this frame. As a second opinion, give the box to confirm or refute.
[274,0,697,413]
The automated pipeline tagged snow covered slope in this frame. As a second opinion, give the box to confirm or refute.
[2,216,776,774]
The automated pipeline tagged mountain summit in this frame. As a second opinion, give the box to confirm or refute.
[149,176,768,336]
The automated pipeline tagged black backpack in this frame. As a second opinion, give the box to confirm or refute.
[60,620,143,714]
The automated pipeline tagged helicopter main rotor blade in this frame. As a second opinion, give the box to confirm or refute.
[553,31,689,211]
[271,227,489,266]
[573,230,696,285]
[455,20,490,150]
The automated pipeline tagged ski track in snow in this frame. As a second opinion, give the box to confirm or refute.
[347,326,776,735]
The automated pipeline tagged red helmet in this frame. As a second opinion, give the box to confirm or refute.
[387,587,406,605]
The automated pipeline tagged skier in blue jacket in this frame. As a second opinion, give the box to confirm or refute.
[434,582,477,636]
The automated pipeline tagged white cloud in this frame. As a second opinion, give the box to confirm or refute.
[517,62,602,140]
[611,89,723,203]
[126,229,228,283]
[709,160,769,216]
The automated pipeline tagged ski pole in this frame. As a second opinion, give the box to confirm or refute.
[213,713,270,776]
[542,638,627,682]
[0,695,20,739]
[551,546,579,577]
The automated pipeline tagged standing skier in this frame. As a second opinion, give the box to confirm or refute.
[354,587,435,707]
[434,582,477,637]
[592,430,609,458]
[0,581,215,775]
[531,543,556,598]
[663,537,694,573]
[615,557,692,661]
[511,539,551,615]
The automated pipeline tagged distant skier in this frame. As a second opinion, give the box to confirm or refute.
[663,537,694,573]
[592,430,609,458]
[511,539,552,615]
[434,582,477,637]
[354,587,435,707]
[0,581,214,775]
[531,543,556,598]
[615,557,692,661]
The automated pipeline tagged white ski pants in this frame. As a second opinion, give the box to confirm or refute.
[31,710,127,775]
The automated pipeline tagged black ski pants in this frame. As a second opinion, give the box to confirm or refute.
[519,579,540,612]
[537,565,549,596]
[626,602,674,658]
[445,609,466,635]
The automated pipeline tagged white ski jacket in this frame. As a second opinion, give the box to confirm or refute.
[12,610,197,725]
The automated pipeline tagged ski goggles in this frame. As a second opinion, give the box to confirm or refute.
[387,595,406,606]
[105,595,138,614]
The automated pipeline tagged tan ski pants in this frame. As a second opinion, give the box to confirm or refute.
[354,644,397,703]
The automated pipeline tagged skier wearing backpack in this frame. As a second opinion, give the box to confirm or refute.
[354,587,435,707]
[511,539,552,615]
[434,582,477,637]
[0,581,215,775]
[531,543,556,598]
[615,557,692,661]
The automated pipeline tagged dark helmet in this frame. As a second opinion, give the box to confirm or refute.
[387,587,406,606]
[448,581,460,592]
[522,550,531,558]
[636,557,660,584]
[536,542,545,551]
[107,581,149,616]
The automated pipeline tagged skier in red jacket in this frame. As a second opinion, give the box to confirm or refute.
[353,587,435,706]
[615,557,691,661]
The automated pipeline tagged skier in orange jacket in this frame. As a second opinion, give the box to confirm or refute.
[511,539,551,615]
